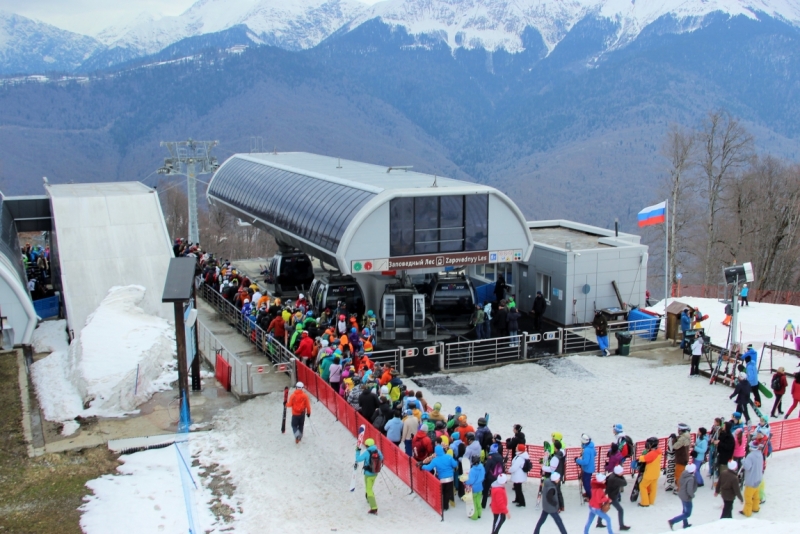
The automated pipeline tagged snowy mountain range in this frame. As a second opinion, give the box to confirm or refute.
[2,0,800,75]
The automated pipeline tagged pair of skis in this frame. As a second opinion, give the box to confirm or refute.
[349,424,367,492]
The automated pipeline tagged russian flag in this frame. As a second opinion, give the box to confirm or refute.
[637,201,666,227]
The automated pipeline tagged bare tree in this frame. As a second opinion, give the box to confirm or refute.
[696,110,754,293]
[661,124,696,291]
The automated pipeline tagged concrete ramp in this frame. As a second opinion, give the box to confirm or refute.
[47,182,174,335]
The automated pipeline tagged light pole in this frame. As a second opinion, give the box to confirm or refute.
[157,139,220,245]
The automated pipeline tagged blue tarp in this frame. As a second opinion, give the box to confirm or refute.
[474,282,496,305]
[33,296,59,319]
[627,308,661,341]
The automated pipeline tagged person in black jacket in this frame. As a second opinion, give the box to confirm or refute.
[358,387,380,422]
[532,291,547,332]
[507,305,522,347]
[494,275,509,303]
[730,373,752,423]
[482,443,505,509]
[506,425,526,462]
[606,465,631,531]
[494,301,509,338]
[715,421,735,473]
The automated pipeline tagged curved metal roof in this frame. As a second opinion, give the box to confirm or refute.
[208,156,379,262]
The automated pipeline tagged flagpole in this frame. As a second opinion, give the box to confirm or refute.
[664,198,669,317]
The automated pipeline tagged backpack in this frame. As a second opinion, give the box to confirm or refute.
[621,435,635,458]
[368,450,383,474]
[522,458,533,473]
[491,461,504,478]
[771,374,782,391]
[371,409,386,430]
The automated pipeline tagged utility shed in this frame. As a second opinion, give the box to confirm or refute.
[513,220,649,326]
[0,193,37,346]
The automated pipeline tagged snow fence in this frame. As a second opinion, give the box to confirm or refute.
[296,363,444,518]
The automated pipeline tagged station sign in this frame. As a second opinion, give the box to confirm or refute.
[351,249,523,273]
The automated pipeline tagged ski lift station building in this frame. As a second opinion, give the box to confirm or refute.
[207,152,648,334]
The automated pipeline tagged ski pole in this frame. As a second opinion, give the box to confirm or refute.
[307,415,320,437]
[380,471,393,495]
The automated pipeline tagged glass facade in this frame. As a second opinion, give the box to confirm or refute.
[390,194,488,257]
[208,157,377,252]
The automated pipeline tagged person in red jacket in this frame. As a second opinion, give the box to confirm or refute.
[490,473,510,534]
[584,474,613,534]
[285,382,311,444]
[784,372,800,419]
[294,331,315,364]
[771,367,788,418]
[267,314,286,344]
[412,429,433,462]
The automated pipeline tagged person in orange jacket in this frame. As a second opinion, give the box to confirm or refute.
[285,382,311,444]
[638,437,663,507]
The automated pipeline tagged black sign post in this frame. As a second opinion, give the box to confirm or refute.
[162,257,198,415]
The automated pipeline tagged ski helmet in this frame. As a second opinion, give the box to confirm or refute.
[477,417,487,427]
[364,438,375,447]
[470,455,481,466]
[466,432,476,442]
[296,381,304,389]
[646,437,659,449]
[733,411,742,419]
[613,423,624,434]
[580,433,591,445]
[551,431,563,442]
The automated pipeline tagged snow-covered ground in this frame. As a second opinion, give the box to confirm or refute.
[84,389,800,534]
[30,285,177,435]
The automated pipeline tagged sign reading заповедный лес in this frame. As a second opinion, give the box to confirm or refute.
[350,249,522,273]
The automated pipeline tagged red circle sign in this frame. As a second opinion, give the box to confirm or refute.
[364,261,373,271]
[257,366,263,373]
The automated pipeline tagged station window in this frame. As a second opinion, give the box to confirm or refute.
[537,273,552,303]
[390,194,488,257]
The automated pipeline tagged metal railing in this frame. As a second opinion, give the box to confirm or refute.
[198,282,294,366]
[561,317,663,355]
[197,319,252,396]
[444,334,526,369]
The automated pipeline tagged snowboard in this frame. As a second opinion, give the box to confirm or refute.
[758,382,774,399]
[280,386,289,433]
[630,461,645,503]
[350,424,366,492]
[460,457,475,517]
[750,401,767,422]
[664,438,676,491]
[536,441,553,509]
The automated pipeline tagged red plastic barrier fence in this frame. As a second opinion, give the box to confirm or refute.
[215,354,231,391]
[295,363,443,517]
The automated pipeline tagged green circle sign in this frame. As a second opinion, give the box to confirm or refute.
[353,262,362,272]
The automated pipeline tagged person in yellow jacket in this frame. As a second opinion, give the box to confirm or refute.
[638,437,663,507]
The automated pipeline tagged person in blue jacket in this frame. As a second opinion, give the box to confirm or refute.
[422,445,459,511]
[463,455,486,520]
[355,438,384,515]
[384,410,404,446]
[744,347,761,406]
[740,284,749,306]
[575,433,597,501]
[680,309,692,349]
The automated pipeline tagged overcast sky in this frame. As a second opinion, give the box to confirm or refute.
[0,0,383,36]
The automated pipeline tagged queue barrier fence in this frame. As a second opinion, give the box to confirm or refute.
[295,362,443,518]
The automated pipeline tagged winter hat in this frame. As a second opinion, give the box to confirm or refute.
[613,465,624,476]
[455,406,462,414]
[477,417,487,427]
[494,474,508,486]
[405,409,413,416]
[778,367,785,373]
[733,411,742,419]
[613,423,624,433]
[364,438,375,447]
[686,463,697,474]
[581,433,591,444]
[596,473,607,482]
[490,444,499,454]
[296,382,304,389]
[380,385,389,396]
[452,432,461,441]
[551,472,561,483]
[739,372,747,380]
[728,460,738,471]
[678,423,691,433]
[433,402,442,411]
[421,413,430,420]
[517,444,526,452]
[321,339,329,347]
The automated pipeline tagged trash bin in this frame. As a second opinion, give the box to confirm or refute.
[615,331,632,356]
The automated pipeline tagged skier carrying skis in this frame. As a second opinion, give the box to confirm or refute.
[575,433,596,502]
[743,350,761,407]
[355,438,383,515]
[285,382,311,444]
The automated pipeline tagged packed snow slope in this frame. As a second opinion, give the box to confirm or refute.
[648,296,800,349]
[30,286,176,435]
[85,385,800,533]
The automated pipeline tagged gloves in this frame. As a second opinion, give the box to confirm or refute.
[307,413,311,417]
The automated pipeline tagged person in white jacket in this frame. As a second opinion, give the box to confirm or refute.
[509,444,530,507]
